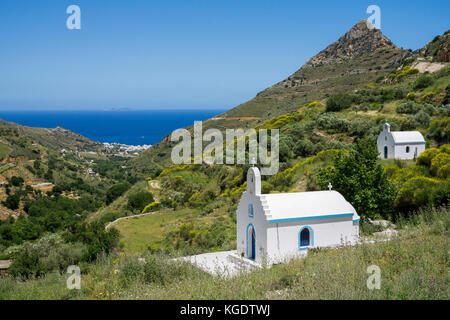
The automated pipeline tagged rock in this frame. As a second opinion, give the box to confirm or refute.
[373,229,398,239]
[304,20,398,68]
[369,219,393,228]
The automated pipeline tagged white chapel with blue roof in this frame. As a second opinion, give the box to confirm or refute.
[236,165,360,265]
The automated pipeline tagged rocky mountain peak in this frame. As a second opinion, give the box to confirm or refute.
[304,20,397,67]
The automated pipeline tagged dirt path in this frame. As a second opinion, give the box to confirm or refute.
[105,211,158,230]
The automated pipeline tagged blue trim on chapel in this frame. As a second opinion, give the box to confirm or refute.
[246,224,256,259]
[299,226,314,250]
[248,204,254,218]
[268,213,353,223]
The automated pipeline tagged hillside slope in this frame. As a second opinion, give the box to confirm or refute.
[220,20,410,120]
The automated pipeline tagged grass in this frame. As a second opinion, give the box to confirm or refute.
[0,142,12,159]
[115,208,196,254]
[1,206,448,300]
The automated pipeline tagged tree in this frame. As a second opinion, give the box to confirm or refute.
[106,182,131,204]
[413,75,433,90]
[127,191,155,212]
[33,160,41,170]
[326,93,353,112]
[2,194,20,210]
[318,138,398,219]
[10,176,24,187]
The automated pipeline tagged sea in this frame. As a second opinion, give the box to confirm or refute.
[0,109,226,146]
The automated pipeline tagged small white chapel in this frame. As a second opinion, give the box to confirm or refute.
[377,123,426,160]
[236,165,360,265]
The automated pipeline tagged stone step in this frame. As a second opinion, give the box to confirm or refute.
[227,253,262,272]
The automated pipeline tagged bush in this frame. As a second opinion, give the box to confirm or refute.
[417,148,441,167]
[397,177,448,211]
[318,138,398,219]
[10,176,24,187]
[413,75,434,90]
[316,114,349,132]
[348,118,377,137]
[2,194,20,210]
[429,118,449,143]
[396,101,434,116]
[63,221,120,262]
[142,201,160,213]
[127,191,155,212]
[294,140,318,157]
[106,182,131,204]
[118,254,193,288]
[8,249,46,279]
[326,93,352,112]
[430,152,450,176]
[279,136,295,162]
[415,110,431,128]
[7,234,86,279]
[437,163,450,179]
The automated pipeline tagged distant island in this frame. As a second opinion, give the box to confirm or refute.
[103,107,135,112]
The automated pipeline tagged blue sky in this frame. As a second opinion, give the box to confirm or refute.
[0,0,449,110]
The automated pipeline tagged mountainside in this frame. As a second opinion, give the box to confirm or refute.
[219,20,410,120]
[130,20,428,175]
[1,18,449,298]
[419,29,450,63]
[304,20,397,67]
[0,120,141,220]
[0,119,103,153]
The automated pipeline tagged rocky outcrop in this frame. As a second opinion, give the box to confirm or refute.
[419,30,450,63]
[304,20,397,68]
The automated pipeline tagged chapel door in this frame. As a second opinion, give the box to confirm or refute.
[384,146,388,159]
[247,226,256,260]
[251,229,256,260]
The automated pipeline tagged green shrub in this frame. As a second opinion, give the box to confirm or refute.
[2,194,20,210]
[415,110,431,128]
[316,113,349,132]
[430,152,450,176]
[397,177,448,210]
[106,182,131,204]
[127,191,155,212]
[429,118,449,143]
[8,249,46,279]
[326,93,352,112]
[349,118,377,137]
[7,234,86,279]
[413,75,434,90]
[396,101,434,116]
[437,163,450,179]
[9,176,24,187]
[417,148,441,167]
[318,138,398,219]
[118,254,194,288]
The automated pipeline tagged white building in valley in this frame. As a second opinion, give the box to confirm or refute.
[377,123,426,160]
[236,165,360,265]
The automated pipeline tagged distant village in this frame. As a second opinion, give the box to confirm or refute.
[59,142,152,159]
[102,142,152,156]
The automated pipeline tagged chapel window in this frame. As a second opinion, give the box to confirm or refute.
[248,204,254,218]
[300,228,311,247]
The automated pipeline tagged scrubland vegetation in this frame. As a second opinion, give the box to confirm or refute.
[0,206,447,300]
[0,34,449,300]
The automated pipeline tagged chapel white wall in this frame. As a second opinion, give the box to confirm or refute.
[236,192,268,264]
[377,131,396,159]
[393,143,425,160]
[265,217,358,264]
